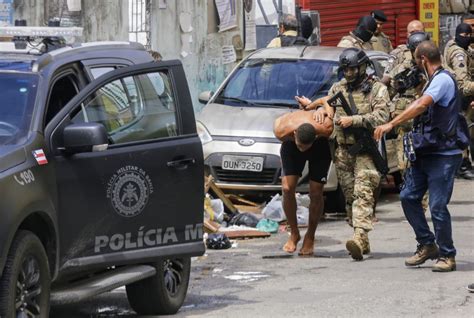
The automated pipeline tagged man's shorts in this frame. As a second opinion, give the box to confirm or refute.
[280,138,332,184]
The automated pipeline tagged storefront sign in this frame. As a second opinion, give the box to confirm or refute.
[419,0,439,45]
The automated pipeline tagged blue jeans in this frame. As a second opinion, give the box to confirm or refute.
[400,154,462,257]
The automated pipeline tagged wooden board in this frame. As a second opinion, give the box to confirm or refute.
[226,194,260,207]
[233,204,263,214]
[218,230,270,239]
[208,181,238,214]
[204,219,220,233]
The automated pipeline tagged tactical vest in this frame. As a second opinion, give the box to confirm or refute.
[279,35,309,47]
[334,79,377,145]
[412,69,462,154]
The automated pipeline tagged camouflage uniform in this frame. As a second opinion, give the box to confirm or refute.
[370,32,393,53]
[388,48,422,171]
[329,77,390,231]
[444,39,474,170]
[337,32,374,50]
[444,40,474,133]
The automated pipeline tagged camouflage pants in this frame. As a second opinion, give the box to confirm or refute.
[334,145,381,231]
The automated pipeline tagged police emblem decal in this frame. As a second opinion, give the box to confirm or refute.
[106,166,154,217]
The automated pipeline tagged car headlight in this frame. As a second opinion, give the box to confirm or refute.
[196,121,212,145]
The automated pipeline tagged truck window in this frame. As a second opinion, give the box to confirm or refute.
[90,67,116,79]
[71,71,178,144]
[46,74,79,125]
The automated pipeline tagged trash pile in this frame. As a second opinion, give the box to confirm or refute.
[203,176,311,250]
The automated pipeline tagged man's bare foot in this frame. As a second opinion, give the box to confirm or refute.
[298,236,314,256]
[283,233,300,253]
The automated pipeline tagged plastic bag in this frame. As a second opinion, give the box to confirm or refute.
[296,206,309,225]
[204,195,224,223]
[262,194,286,222]
[256,219,279,233]
[206,233,231,249]
[229,212,260,228]
[295,193,311,208]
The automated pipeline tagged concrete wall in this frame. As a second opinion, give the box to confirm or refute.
[150,0,245,112]
[13,0,46,26]
[12,0,128,41]
[80,0,128,41]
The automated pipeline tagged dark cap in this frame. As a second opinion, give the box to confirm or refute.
[371,10,387,22]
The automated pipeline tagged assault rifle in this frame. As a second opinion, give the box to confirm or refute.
[327,91,389,175]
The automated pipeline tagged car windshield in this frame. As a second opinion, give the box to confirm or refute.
[0,72,38,145]
[215,58,341,108]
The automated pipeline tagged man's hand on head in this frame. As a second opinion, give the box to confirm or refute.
[312,107,329,123]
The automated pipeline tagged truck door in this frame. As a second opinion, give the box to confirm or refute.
[45,61,204,271]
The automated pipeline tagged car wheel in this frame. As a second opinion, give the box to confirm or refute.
[325,186,346,213]
[126,257,191,315]
[0,230,50,318]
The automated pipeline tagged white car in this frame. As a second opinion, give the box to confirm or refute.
[197,46,394,211]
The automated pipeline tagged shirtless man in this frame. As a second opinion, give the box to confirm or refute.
[273,110,333,255]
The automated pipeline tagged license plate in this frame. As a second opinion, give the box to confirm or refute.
[222,155,264,172]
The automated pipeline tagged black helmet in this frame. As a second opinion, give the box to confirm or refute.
[339,48,369,68]
[407,31,430,51]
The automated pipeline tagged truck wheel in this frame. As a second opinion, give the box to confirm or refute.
[0,230,50,318]
[126,257,191,315]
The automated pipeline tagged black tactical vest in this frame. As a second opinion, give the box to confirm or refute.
[279,35,309,47]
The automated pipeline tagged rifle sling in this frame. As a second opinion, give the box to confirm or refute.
[347,92,358,115]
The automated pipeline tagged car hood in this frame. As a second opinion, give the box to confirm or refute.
[0,145,26,173]
[197,103,294,138]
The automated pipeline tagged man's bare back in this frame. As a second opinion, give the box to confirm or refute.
[274,110,333,141]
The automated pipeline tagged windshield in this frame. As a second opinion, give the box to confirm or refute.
[216,58,340,108]
[0,72,38,145]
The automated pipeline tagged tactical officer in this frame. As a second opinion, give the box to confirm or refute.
[444,23,474,179]
[337,16,377,50]
[370,10,393,53]
[307,48,390,261]
[375,41,464,272]
[387,32,430,174]
[267,14,309,48]
[382,20,425,83]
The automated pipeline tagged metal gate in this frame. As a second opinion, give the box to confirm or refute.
[297,0,417,47]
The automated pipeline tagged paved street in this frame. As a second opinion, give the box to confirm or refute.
[51,179,474,317]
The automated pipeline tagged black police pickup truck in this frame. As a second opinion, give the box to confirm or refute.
[0,27,204,316]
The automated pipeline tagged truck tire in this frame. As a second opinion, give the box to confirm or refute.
[126,257,191,315]
[0,230,50,318]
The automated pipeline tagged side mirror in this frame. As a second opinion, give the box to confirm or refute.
[198,91,213,104]
[63,122,108,154]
